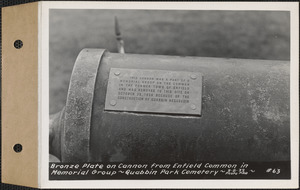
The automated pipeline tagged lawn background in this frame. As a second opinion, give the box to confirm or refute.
[49,10,290,114]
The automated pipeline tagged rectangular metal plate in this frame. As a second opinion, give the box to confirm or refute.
[105,68,202,116]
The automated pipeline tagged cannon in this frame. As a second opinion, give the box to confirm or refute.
[49,48,289,163]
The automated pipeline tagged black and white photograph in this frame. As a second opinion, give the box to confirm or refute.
[1,1,298,189]
[44,2,297,188]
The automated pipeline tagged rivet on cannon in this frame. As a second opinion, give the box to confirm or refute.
[110,100,117,106]
[190,74,197,80]
[191,104,196,110]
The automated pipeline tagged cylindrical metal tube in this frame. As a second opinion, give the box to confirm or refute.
[50,49,290,163]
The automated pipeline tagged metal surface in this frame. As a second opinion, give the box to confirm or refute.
[105,68,202,116]
[91,51,289,162]
[62,49,106,162]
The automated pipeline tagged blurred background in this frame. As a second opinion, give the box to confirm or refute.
[49,10,290,115]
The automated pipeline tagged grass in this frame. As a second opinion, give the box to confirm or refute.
[49,10,290,114]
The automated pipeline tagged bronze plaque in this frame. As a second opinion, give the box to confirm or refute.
[105,68,202,116]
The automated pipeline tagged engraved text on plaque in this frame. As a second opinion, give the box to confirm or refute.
[104,68,202,115]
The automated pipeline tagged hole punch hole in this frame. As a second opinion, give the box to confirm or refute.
[13,144,23,153]
[14,40,23,49]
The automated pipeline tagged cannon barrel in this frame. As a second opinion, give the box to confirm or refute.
[50,49,289,163]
